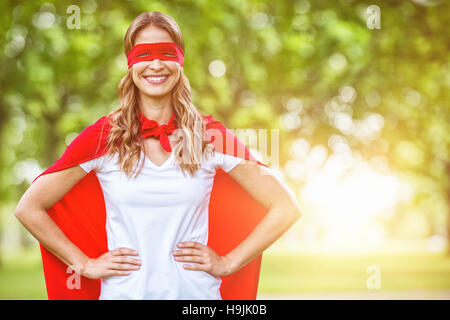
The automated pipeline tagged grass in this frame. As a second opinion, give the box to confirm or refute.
[1,247,450,299]
[0,248,46,299]
[259,251,450,294]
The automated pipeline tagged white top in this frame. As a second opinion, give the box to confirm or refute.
[78,148,243,300]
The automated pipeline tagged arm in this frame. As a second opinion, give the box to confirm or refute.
[173,159,302,277]
[222,160,302,275]
[14,165,141,278]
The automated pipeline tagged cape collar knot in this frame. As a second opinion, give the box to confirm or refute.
[138,111,178,152]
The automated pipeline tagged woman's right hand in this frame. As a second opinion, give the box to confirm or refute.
[79,248,141,279]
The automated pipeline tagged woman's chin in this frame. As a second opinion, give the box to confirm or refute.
[140,86,172,98]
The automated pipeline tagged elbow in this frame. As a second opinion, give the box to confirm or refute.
[14,202,48,226]
[14,206,36,228]
[285,200,303,222]
[273,202,303,223]
[14,207,25,223]
[289,207,302,222]
[14,202,32,223]
[14,195,36,222]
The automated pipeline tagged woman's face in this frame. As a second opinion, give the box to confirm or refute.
[131,25,182,98]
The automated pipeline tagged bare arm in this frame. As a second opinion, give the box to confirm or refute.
[221,160,302,274]
[14,165,141,278]
[173,159,302,277]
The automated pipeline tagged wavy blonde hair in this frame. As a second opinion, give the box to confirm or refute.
[104,11,213,179]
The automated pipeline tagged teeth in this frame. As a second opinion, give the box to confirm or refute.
[146,76,167,81]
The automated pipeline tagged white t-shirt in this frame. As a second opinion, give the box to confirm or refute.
[78,148,243,300]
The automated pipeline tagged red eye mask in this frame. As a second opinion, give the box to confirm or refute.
[126,42,184,68]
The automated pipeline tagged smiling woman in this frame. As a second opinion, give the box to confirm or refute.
[13,11,302,301]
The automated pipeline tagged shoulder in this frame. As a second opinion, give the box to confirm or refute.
[201,113,225,132]
[64,114,112,159]
[199,113,230,153]
[86,115,113,134]
[74,115,111,138]
[199,112,269,168]
[33,115,112,182]
[201,113,215,124]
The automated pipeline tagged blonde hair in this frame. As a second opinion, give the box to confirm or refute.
[104,11,213,179]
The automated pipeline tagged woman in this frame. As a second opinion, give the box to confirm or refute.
[14,12,302,300]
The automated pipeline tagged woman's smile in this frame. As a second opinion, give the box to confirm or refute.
[143,74,169,85]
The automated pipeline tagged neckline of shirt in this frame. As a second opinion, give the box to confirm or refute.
[140,149,175,170]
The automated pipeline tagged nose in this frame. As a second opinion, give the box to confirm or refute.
[147,59,164,69]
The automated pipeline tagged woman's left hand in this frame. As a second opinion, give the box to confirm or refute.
[172,241,234,278]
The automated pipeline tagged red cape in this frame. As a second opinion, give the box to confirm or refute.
[32,113,269,300]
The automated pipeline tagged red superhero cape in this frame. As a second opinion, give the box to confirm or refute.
[32,113,269,300]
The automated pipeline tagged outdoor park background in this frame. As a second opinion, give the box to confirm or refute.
[0,0,449,299]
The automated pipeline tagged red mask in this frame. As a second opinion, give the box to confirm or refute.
[126,42,184,69]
